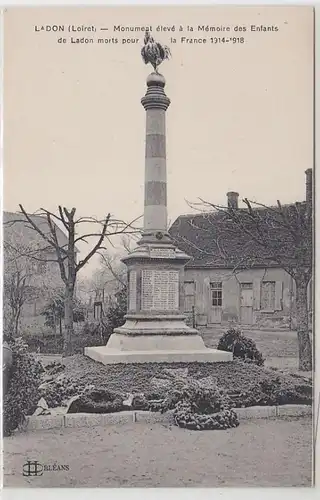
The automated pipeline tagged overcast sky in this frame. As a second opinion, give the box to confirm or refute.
[3,5,314,276]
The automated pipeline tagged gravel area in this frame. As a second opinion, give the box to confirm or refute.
[3,417,312,487]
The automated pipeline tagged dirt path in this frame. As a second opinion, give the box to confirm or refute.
[3,417,312,488]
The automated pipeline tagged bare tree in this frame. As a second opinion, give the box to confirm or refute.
[182,172,313,371]
[85,235,138,311]
[98,252,127,290]
[5,206,141,356]
[3,242,30,338]
[3,232,60,337]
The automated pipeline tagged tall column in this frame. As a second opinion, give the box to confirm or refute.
[84,68,233,364]
[140,73,172,243]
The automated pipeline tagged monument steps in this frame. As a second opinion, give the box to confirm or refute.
[85,346,232,365]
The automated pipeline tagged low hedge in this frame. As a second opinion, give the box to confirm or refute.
[24,332,106,355]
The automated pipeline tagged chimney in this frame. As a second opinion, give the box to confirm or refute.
[305,168,312,207]
[227,191,239,209]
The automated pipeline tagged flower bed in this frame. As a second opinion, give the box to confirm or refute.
[61,355,312,405]
[30,355,312,432]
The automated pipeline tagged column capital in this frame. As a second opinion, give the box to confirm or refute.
[141,72,170,111]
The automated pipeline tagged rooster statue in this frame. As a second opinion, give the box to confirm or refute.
[141,29,171,73]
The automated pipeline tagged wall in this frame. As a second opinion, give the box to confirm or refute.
[18,253,63,335]
[183,266,298,329]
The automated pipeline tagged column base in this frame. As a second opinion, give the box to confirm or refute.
[84,345,233,365]
[112,315,200,337]
[84,331,233,364]
[107,332,206,351]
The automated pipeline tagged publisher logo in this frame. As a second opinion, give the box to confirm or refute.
[23,460,43,477]
[22,460,69,476]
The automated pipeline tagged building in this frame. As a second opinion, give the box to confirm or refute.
[3,211,72,334]
[169,171,312,330]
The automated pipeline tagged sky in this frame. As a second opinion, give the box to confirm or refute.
[3,5,314,277]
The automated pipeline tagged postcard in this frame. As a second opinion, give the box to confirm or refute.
[2,5,315,488]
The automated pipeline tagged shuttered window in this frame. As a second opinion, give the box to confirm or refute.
[261,281,276,310]
[184,281,195,312]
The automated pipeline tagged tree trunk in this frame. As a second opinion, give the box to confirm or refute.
[52,310,57,338]
[13,307,21,337]
[295,279,312,371]
[64,285,74,357]
[59,315,63,336]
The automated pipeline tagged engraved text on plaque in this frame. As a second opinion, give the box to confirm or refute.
[129,270,137,311]
[150,248,175,259]
[141,270,179,310]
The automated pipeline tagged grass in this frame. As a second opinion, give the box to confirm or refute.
[3,417,312,487]
[201,327,300,358]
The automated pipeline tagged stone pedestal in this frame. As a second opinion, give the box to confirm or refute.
[85,71,232,365]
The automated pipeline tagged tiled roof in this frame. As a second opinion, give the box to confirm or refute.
[3,211,71,251]
[169,202,309,269]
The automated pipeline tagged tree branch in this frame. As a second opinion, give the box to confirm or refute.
[76,214,111,272]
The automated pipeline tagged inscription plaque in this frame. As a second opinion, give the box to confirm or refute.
[141,270,179,310]
[129,270,137,311]
[150,248,175,259]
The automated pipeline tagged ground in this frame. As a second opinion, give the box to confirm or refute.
[4,328,312,488]
[3,417,312,487]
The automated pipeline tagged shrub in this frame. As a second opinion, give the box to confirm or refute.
[131,393,150,410]
[3,338,44,436]
[45,361,65,377]
[81,321,112,344]
[228,375,312,408]
[67,387,125,414]
[104,286,127,332]
[39,375,79,408]
[24,331,107,355]
[41,292,86,329]
[67,333,106,355]
[217,328,265,366]
[148,377,239,431]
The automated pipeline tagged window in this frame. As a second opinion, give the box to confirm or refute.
[184,281,195,312]
[240,282,253,290]
[261,281,276,310]
[210,281,222,307]
[240,283,253,308]
[37,261,47,274]
[31,260,47,274]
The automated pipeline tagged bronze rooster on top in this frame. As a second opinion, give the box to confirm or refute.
[141,29,171,73]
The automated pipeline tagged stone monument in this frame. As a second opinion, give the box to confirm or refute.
[85,32,232,364]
